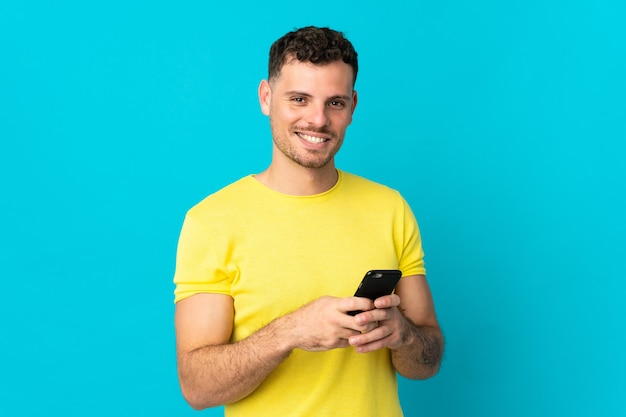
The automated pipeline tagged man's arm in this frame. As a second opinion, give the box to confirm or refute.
[175,293,378,409]
[348,274,444,379]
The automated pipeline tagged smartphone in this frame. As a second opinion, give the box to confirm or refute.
[348,269,402,315]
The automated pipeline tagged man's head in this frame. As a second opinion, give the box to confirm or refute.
[268,26,358,87]
[259,27,358,172]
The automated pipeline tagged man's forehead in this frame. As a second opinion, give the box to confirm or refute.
[271,59,355,89]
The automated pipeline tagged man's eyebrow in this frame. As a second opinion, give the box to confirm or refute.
[284,90,353,101]
[328,94,353,101]
[284,90,312,97]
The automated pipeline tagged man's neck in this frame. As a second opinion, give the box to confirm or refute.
[254,162,339,196]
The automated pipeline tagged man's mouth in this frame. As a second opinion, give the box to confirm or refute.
[296,132,328,144]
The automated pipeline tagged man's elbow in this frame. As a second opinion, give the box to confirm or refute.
[179,380,220,410]
[393,330,444,380]
[397,361,442,380]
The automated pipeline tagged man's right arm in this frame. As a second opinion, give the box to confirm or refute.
[175,293,377,410]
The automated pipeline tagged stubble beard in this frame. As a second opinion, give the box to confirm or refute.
[270,121,343,169]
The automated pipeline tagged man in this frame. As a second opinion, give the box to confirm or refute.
[173,26,443,416]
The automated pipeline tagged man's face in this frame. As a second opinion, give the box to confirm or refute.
[259,59,357,170]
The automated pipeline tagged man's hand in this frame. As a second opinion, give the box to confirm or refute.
[345,275,444,379]
[347,294,409,353]
[282,295,379,352]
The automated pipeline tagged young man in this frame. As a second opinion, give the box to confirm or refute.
[173,26,443,416]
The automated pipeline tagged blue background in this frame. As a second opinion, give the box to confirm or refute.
[1,1,624,416]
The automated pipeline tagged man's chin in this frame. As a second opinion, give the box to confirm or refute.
[293,154,335,169]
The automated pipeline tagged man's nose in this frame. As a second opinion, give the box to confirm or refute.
[305,103,330,127]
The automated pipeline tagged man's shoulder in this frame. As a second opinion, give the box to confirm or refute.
[187,175,257,217]
[340,170,402,198]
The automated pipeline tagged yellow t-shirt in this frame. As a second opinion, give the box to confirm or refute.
[174,170,426,417]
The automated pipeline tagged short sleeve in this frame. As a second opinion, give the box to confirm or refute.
[173,213,233,303]
[396,197,426,277]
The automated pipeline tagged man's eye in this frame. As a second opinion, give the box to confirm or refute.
[292,97,306,103]
[330,101,345,108]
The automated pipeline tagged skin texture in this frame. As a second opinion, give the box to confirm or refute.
[175,58,444,410]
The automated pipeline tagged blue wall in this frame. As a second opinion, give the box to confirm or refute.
[1,1,624,416]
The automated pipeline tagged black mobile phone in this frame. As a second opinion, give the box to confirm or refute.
[348,269,402,316]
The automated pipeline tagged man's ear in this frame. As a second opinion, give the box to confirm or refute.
[351,90,358,115]
[258,80,271,116]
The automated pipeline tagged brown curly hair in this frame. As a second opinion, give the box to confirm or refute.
[268,26,358,86]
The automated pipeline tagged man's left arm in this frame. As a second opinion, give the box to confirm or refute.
[348,274,444,379]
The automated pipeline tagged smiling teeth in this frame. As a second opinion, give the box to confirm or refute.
[299,133,327,144]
